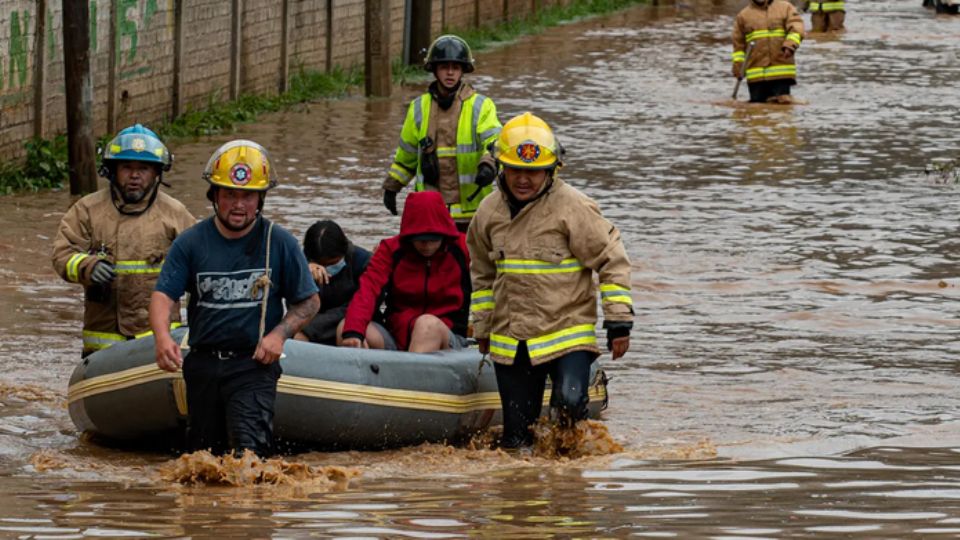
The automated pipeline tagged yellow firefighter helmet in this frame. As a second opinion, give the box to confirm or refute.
[493,112,561,170]
[202,140,276,191]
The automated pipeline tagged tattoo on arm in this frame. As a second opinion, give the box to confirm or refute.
[275,295,320,339]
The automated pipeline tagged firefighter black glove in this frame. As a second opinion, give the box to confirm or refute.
[474,162,496,188]
[383,189,398,216]
[90,260,117,285]
[603,321,632,352]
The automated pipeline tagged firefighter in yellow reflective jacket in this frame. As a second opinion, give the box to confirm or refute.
[51,124,195,357]
[466,113,634,449]
[383,34,501,232]
[805,0,845,32]
[732,0,805,104]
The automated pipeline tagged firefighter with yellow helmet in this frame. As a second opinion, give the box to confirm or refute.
[150,140,319,456]
[466,113,634,449]
[51,123,195,357]
[382,34,502,232]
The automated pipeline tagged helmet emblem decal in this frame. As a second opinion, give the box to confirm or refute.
[229,162,252,186]
[517,142,541,163]
[131,138,146,152]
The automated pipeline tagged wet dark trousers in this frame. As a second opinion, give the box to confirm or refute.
[494,343,594,448]
[748,79,793,103]
[182,350,281,457]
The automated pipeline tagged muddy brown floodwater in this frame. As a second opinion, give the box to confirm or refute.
[2,0,960,537]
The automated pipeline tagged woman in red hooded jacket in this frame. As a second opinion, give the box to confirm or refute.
[339,191,471,352]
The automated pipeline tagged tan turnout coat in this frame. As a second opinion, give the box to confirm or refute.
[466,177,634,366]
[51,188,195,355]
[732,0,804,83]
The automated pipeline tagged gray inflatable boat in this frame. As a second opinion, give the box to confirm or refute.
[67,327,609,450]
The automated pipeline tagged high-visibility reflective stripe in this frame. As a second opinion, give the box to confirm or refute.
[82,331,126,351]
[478,127,500,142]
[732,51,745,62]
[470,289,494,313]
[390,163,414,185]
[413,97,424,131]
[745,64,796,81]
[810,1,844,11]
[471,96,486,146]
[449,204,474,220]
[527,324,597,360]
[66,253,89,282]
[496,258,584,274]
[786,32,802,46]
[745,28,785,42]
[399,140,417,154]
[600,284,634,306]
[436,146,457,158]
[490,334,519,359]
[115,260,163,275]
[83,323,182,351]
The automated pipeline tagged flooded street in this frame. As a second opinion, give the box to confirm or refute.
[2,0,960,536]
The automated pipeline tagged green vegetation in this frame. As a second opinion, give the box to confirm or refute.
[0,0,647,195]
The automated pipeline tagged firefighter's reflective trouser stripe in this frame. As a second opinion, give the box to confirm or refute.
[490,324,598,363]
[810,1,844,12]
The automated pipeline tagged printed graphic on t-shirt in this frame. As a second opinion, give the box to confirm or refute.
[196,269,272,309]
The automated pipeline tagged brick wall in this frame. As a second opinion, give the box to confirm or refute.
[0,0,632,163]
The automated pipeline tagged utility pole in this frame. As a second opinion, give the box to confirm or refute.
[62,0,98,195]
[365,0,391,96]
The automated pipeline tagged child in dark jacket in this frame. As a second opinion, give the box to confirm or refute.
[295,220,371,345]
[340,191,470,352]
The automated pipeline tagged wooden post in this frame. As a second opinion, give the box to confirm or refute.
[279,0,290,93]
[407,0,432,66]
[474,0,480,28]
[171,0,184,118]
[364,0,390,97]
[325,0,333,72]
[503,0,509,21]
[62,0,99,195]
[106,0,118,133]
[33,0,46,139]
[229,0,242,100]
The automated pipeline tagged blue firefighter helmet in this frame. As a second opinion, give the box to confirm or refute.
[99,124,172,175]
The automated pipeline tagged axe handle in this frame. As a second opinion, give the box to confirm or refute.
[732,41,756,100]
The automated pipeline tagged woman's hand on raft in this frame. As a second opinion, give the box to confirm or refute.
[155,334,183,372]
[342,337,368,349]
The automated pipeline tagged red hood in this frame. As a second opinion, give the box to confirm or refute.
[400,191,459,240]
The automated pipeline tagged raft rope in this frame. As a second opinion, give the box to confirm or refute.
[251,221,275,343]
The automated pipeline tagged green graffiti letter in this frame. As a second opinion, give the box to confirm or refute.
[8,11,30,89]
[90,1,98,53]
[117,0,138,65]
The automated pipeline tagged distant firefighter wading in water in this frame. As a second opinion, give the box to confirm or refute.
[466,113,634,449]
[51,124,195,357]
[382,34,502,232]
[732,0,805,104]
[150,140,319,457]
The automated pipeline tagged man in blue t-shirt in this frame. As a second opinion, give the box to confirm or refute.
[149,140,319,457]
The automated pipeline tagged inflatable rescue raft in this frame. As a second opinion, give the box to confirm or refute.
[67,327,608,450]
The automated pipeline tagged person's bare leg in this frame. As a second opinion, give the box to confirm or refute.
[408,314,450,353]
[365,323,387,349]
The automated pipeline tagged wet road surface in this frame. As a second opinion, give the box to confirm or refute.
[1,0,960,536]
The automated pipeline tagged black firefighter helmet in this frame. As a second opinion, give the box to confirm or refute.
[423,35,475,73]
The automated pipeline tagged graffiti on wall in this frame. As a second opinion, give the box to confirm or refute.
[0,0,163,101]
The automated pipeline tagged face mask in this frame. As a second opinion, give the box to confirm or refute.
[326,258,347,277]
